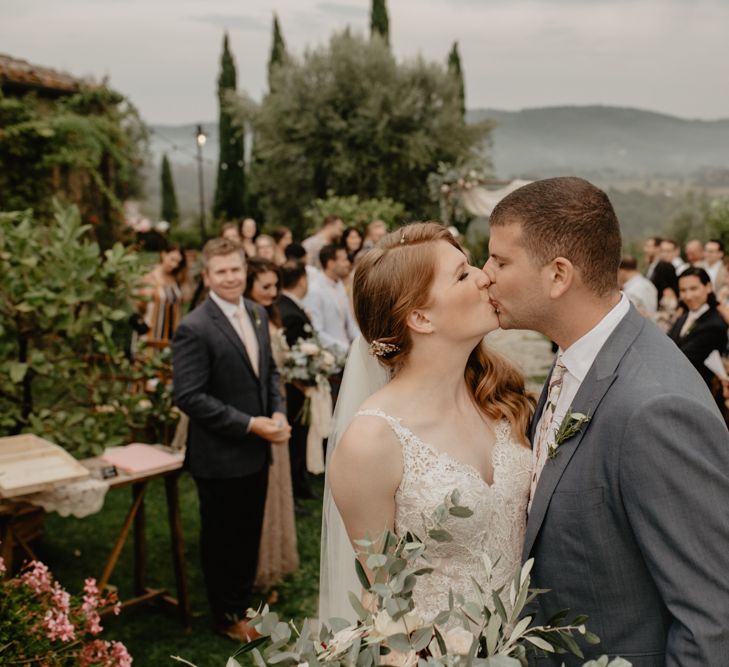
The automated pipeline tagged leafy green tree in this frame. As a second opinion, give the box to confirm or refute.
[213,33,246,223]
[370,0,390,46]
[304,192,406,235]
[0,203,178,457]
[0,88,147,248]
[160,153,179,223]
[448,41,466,118]
[268,13,288,89]
[243,32,490,237]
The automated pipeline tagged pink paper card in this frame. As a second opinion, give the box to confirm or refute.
[101,444,182,474]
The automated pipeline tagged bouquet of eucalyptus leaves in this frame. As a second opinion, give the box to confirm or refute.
[178,491,630,667]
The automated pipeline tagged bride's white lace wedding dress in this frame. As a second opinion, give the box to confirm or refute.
[356,408,533,622]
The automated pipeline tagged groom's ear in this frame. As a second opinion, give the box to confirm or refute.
[406,309,433,335]
[547,257,574,299]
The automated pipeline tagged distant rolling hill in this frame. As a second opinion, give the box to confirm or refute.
[468,105,729,183]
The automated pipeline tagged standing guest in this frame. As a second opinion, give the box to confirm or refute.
[660,238,687,274]
[361,219,388,250]
[669,267,728,389]
[272,227,293,266]
[685,239,706,268]
[643,235,662,280]
[137,242,186,346]
[340,227,363,262]
[245,258,299,590]
[286,242,320,285]
[618,256,657,317]
[221,222,242,244]
[302,215,344,269]
[172,238,291,641]
[278,261,316,501]
[704,239,729,297]
[241,217,258,258]
[305,245,359,355]
[255,234,277,262]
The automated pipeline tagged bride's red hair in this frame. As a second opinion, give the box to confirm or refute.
[353,222,534,444]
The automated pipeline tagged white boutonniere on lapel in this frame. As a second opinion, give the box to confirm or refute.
[252,305,262,329]
[549,409,591,459]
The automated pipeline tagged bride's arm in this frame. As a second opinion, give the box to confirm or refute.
[329,415,403,582]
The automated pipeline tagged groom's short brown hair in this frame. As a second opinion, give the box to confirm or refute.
[490,177,621,296]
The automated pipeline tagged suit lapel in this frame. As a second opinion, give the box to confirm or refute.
[245,299,267,379]
[529,363,553,443]
[205,298,259,380]
[522,305,646,559]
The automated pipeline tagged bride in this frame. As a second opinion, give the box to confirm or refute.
[319,221,534,623]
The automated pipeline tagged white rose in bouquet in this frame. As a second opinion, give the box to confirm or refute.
[299,342,320,356]
[444,626,475,655]
[372,610,424,639]
[379,650,418,667]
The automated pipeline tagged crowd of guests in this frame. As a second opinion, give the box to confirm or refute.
[133,214,378,640]
[621,236,729,413]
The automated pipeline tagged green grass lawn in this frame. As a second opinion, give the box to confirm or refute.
[36,474,324,667]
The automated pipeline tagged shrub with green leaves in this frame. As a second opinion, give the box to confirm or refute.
[303,192,406,236]
[0,203,178,457]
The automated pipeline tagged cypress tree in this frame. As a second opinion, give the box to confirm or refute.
[267,13,288,89]
[160,154,179,224]
[447,41,466,118]
[370,0,390,46]
[213,32,246,221]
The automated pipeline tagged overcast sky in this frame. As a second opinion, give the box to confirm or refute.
[2,0,727,124]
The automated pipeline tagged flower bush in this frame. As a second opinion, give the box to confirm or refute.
[0,553,132,666]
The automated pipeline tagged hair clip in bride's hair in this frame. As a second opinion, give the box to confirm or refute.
[400,230,406,244]
[369,339,400,357]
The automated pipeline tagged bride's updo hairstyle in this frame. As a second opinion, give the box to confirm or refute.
[353,222,534,441]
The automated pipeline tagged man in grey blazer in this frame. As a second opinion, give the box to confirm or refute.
[484,177,729,666]
[173,238,290,641]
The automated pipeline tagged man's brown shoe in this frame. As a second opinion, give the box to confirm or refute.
[216,619,262,642]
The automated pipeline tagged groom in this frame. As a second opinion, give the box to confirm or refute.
[484,177,729,666]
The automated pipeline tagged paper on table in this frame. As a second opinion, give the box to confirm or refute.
[704,350,728,380]
[100,443,183,474]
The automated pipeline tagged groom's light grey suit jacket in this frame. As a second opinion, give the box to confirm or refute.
[525,305,729,666]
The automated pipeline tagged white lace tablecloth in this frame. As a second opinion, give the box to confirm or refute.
[23,477,110,518]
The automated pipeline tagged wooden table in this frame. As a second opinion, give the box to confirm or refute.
[0,451,192,632]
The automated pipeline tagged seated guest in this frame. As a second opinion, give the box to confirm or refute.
[669,267,728,389]
[618,256,657,317]
[304,244,359,355]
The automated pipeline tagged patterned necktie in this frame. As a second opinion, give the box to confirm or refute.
[528,358,568,512]
[234,307,259,376]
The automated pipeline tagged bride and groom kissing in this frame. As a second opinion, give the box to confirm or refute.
[321,177,729,666]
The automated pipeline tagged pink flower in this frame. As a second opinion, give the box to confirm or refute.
[0,555,5,576]
[51,581,71,613]
[43,608,76,642]
[86,610,103,636]
[110,640,133,667]
[82,578,101,614]
[21,561,52,594]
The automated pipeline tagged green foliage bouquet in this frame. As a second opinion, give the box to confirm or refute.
[0,553,132,666]
[204,492,629,667]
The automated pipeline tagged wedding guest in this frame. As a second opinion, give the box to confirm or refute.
[302,215,344,269]
[669,267,728,389]
[255,234,277,262]
[241,217,258,258]
[278,261,315,501]
[304,245,359,355]
[221,222,242,244]
[704,239,729,296]
[244,258,299,590]
[136,242,186,346]
[685,239,706,268]
[286,242,320,284]
[362,219,388,251]
[272,227,293,266]
[643,235,662,280]
[172,238,290,641]
[660,238,686,274]
[618,256,657,317]
[340,227,363,262]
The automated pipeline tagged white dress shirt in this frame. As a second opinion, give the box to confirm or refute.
[623,274,658,316]
[706,261,722,288]
[304,273,360,354]
[534,295,631,466]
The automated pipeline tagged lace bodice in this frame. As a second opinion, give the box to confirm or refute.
[356,408,532,623]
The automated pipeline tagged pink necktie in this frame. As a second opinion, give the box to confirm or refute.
[235,308,259,376]
[528,358,567,512]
